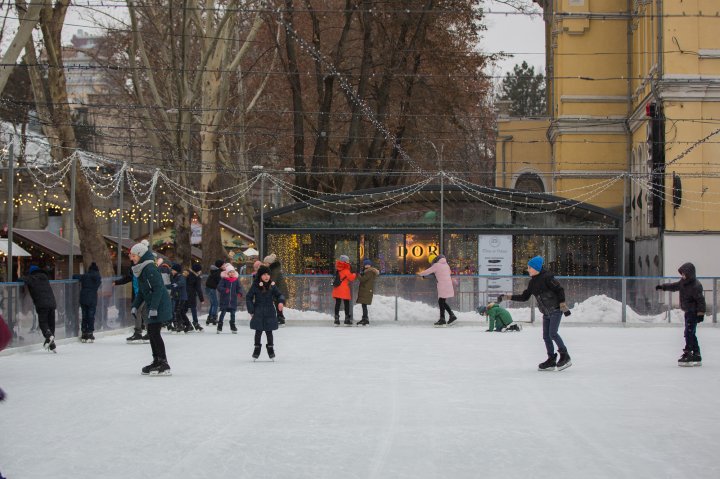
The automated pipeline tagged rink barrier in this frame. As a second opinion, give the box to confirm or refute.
[0,274,717,349]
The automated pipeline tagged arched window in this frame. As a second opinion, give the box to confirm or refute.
[514,172,545,193]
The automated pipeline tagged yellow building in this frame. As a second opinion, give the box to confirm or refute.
[498,0,720,276]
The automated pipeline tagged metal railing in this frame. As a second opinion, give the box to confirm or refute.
[1,275,716,350]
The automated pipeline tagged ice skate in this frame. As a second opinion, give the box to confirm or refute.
[266,345,275,360]
[141,333,150,343]
[356,317,369,326]
[216,323,223,334]
[148,359,172,376]
[344,318,353,327]
[434,318,447,328]
[43,335,56,353]
[126,331,144,343]
[278,317,286,327]
[678,351,692,367]
[252,345,261,360]
[193,322,204,332]
[80,333,88,343]
[689,353,702,367]
[679,351,702,367]
[87,333,95,343]
[141,359,160,375]
[538,353,557,371]
[230,323,238,334]
[556,351,572,371]
[334,316,340,327]
[447,316,458,326]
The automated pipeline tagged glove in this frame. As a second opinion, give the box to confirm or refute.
[655,285,663,291]
[148,310,158,318]
[560,302,572,317]
[496,295,504,303]
[131,307,137,318]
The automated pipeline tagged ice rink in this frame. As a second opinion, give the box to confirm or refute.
[2,323,719,479]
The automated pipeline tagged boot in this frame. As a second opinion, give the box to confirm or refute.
[87,333,95,343]
[678,350,692,366]
[344,317,353,327]
[148,359,171,376]
[434,318,447,327]
[193,322,204,332]
[141,358,160,375]
[252,344,261,359]
[267,345,275,359]
[334,315,340,327]
[690,352,702,366]
[80,333,88,343]
[126,331,144,343]
[447,315,458,326]
[538,353,557,371]
[230,322,238,334]
[557,351,572,371]
[206,315,215,326]
[356,317,369,326]
[216,322,223,334]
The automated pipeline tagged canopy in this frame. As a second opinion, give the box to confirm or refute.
[0,239,32,257]
[243,247,259,257]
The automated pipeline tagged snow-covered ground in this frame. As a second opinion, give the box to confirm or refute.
[2,323,719,479]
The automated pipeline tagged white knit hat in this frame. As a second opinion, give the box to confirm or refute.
[263,253,277,264]
[130,239,149,257]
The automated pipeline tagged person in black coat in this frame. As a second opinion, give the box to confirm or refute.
[21,265,58,352]
[499,256,571,371]
[246,265,285,360]
[204,259,223,325]
[186,263,205,331]
[657,262,706,366]
[169,263,191,333]
[73,262,102,342]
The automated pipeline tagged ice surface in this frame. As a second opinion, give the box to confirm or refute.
[2,323,719,479]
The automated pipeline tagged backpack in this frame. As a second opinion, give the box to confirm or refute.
[332,270,342,288]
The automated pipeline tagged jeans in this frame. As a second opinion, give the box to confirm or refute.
[684,311,700,355]
[80,304,97,333]
[542,310,567,356]
[205,287,219,317]
[361,304,369,319]
[218,309,236,326]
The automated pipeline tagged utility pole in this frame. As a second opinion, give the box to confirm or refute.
[6,143,14,282]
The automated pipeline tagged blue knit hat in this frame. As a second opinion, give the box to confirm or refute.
[527,256,544,272]
[363,258,372,267]
[28,265,39,274]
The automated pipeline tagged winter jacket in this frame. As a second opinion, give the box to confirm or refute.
[131,250,173,324]
[269,260,289,299]
[419,257,454,299]
[510,268,565,316]
[186,271,205,307]
[205,265,222,289]
[218,273,244,311]
[659,262,706,314]
[73,265,102,307]
[486,303,513,331]
[170,272,188,302]
[22,269,57,310]
[246,278,285,331]
[158,264,172,291]
[356,267,379,305]
[332,260,357,300]
[114,267,138,300]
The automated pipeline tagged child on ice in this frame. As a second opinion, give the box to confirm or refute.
[477,302,521,332]
[332,255,357,326]
[656,262,706,366]
[356,259,379,326]
[217,265,243,334]
[418,254,457,327]
[246,265,285,360]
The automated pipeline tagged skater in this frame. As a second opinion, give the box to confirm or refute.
[217,265,243,334]
[114,264,148,343]
[332,255,357,326]
[205,259,223,325]
[21,265,58,352]
[356,259,379,326]
[246,265,285,360]
[73,262,102,342]
[656,262,706,366]
[498,255,571,371]
[418,254,457,327]
[264,253,289,326]
[169,263,191,332]
[186,263,205,331]
[129,241,172,376]
[477,302,521,332]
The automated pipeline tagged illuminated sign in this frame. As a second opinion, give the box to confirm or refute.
[397,244,439,259]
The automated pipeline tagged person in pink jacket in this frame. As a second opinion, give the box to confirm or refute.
[417,254,457,327]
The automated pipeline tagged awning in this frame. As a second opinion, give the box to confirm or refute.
[103,236,137,252]
[13,229,82,256]
[0,239,31,257]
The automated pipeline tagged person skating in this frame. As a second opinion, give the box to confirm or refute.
[114,265,148,343]
[187,263,205,331]
[498,256,571,371]
[129,241,172,376]
[205,259,224,325]
[356,259,379,326]
[246,265,285,360]
[332,255,357,326]
[656,262,706,367]
[217,265,243,333]
[417,254,457,327]
[264,253,289,326]
[21,265,58,352]
[477,302,521,332]
[73,262,102,342]
[169,263,191,333]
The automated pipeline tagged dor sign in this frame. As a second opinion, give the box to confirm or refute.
[397,244,439,259]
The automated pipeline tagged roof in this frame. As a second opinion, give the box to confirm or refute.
[13,229,82,256]
[219,221,255,242]
[103,235,136,252]
[0,239,31,257]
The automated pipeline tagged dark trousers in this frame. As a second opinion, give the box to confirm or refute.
[189,304,199,324]
[438,298,454,319]
[254,330,274,346]
[174,300,189,327]
[684,311,700,354]
[147,323,167,361]
[218,309,236,325]
[80,304,97,333]
[36,307,56,339]
[361,304,369,319]
[542,310,567,356]
[334,298,351,319]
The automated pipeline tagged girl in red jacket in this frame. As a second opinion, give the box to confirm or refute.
[332,255,357,326]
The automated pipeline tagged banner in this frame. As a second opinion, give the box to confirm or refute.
[477,235,513,305]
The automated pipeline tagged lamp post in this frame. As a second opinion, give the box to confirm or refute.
[428,142,444,254]
[253,165,265,259]
[5,142,14,282]
[68,154,77,278]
